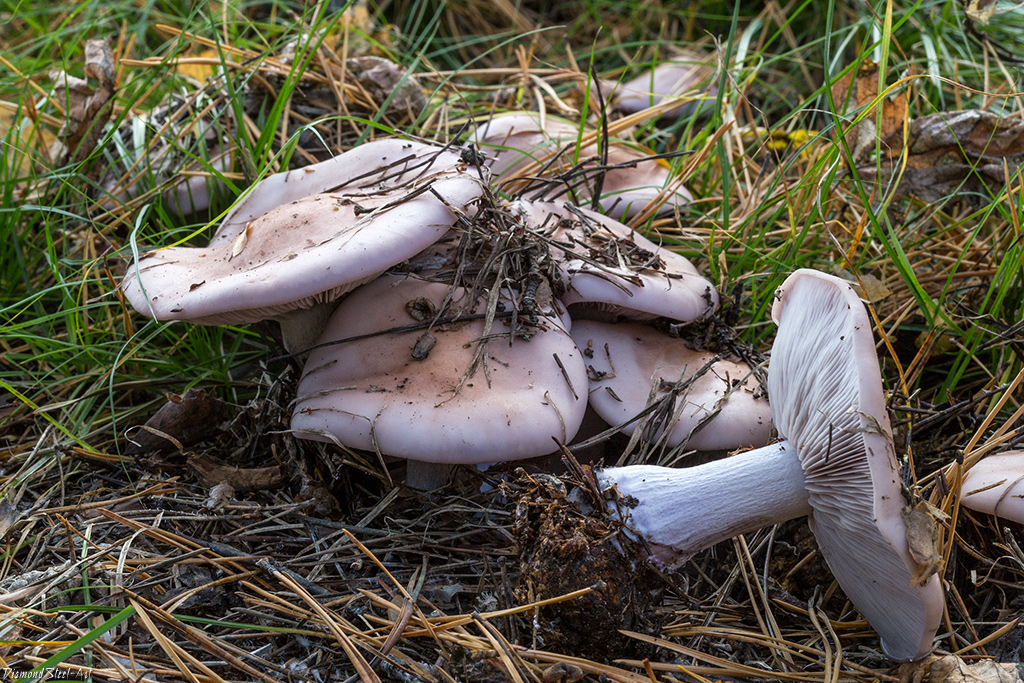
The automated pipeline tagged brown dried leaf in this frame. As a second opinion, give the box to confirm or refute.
[928,654,1022,683]
[346,56,425,119]
[902,500,944,586]
[189,454,285,492]
[49,38,116,162]
[0,500,19,542]
[966,0,998,25]
[831,59,908,162]
[124,388,228,456]
[204,481,235,509]
[860,110,1024,202]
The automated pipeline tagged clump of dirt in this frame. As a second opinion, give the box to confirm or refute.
[511,468,664,658]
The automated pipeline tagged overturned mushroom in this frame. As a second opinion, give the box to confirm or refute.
[291,274,589,488]
[597,269,943,661]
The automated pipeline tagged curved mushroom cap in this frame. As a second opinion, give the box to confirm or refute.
[122,174,484,325]
[512,200,717,322]
[597,59,716,120]
[770,269,943,662]
[572,319,772,451]
[209,138,469,248]
[291,274,589,464]
[472,113,691,218]
[962,451,1024,523]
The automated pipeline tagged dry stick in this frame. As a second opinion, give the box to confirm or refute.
[365,584,600,634]
[806,594,843,683]
[663,625,882,674]
[471,613,534,683]
[944,582,984,653]
[97,508,251,577]
[341,529,448,654]
[622,631,894,682]
[124,591,277,683]
[640,659,659,683]
[519,649,650,683]
[954,614,1024,656]
[34,482,176,515]
[267,567,382,683]
[733,535,793,669]
[131,599,210,683]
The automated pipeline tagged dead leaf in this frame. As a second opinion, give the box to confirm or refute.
[175,47,222,82]
[830,59,908,162]
[0,104,59,175]
[124,388,228,456]
[188,454,285,492]
[204,481,235,509]
[860,109,1024,202]
[346,56,425,119]
[928,654,1022,683]
[966,0,998,25]
[902,500,944,586]
[0,500,19,542]
[49,38,116,162]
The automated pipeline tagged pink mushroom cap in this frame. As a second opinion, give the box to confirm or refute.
[512,199,718,322]
[962,451,1024,523]
[209,138,470,248]
[122,173,484,326]
[291,274,589,464]
[472,113,691,218]
[572,319,772,451]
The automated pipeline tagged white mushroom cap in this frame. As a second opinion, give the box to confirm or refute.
[511,200,717,322]
[209,138,469,248]
[596,59,717,120]
[291,274,589,464]
[962,451,1024,523]
[122,173,484,326]
[472,113,691,218]
[771,269,943,661]
[572,319,772,451]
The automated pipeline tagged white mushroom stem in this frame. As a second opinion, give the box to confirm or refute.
[404,461,456,491]
[599,441,810,567]
[275,302,340,356]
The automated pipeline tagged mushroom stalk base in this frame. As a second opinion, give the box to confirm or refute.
[598,440,810,567]
[404,461,455,491]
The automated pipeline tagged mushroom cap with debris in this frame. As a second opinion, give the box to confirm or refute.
[122,171,484,326]
[291,274,589,464]
[472,113,691,218]
[208,138,471,248]
[512,199,718,322]
[572,319,772,451]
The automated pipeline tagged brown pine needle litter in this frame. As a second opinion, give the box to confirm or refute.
[4,0,1024,681]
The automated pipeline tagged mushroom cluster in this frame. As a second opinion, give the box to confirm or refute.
[123,132,772,487]
[122,129,953,661]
